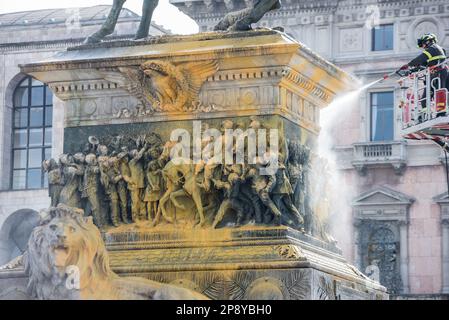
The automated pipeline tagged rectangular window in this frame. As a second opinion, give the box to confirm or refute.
[372,24,394,51]
[371,92,394,141]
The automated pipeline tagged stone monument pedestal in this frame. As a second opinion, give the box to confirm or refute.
[0,30,387,300]
[105,225,386,300]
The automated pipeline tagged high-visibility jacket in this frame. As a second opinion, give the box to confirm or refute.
[408,43,447,68]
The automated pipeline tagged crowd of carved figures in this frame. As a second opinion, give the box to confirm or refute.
[42,118,333,242]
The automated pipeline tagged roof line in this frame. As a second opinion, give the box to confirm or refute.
[89,6,112,21]
[35,8,61,25]
[8,11,30,26]
[0,5,143,28]
[0,5,108,18]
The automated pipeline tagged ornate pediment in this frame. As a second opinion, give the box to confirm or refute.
[353,187,414,221]
[433,191,449,204]
[353,186,415,207]
[433,192,449,220]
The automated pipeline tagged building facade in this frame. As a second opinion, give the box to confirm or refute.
[170,0,449,297]
[0,5,168,265]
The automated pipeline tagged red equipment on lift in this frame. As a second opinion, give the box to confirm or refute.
[398,61,449,147]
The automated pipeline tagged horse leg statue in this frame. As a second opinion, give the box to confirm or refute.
[214,0,281,31]
[84,0,159,44]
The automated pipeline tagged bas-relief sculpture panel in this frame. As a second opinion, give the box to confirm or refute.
[54,115,334,244]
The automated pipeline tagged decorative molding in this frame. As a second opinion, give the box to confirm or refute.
[353,164,367,176]
[398,220,410,227]
[392,162,407,175]
[281,68,332,104]
[208,67,333,105]
[353,186,414,207]
[172,0,449,34]
[274,244,306,260]
[210,67,283,82]
[49,80,119,98]
[313,273,336,300]
[245,277,291,300]
[23,30,353,129]
[433,192,449,204]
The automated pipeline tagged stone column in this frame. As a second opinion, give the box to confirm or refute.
[399,220,410,294]
[442,219,449,294]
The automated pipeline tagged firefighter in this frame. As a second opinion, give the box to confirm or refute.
[399,33,448,111]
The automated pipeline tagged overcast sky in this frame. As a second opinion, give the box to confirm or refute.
[0,0,199,34]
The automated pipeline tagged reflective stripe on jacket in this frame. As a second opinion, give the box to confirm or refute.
[408,44,447,68]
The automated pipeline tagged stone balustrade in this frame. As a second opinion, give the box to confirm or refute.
[351,140,408,175]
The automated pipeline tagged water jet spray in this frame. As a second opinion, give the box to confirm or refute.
[355,70,402,92]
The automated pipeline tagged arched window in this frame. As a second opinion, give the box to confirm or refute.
[11,76,52,190]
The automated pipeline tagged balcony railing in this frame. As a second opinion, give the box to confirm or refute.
[352,141,407,175]
[362,144,393,158]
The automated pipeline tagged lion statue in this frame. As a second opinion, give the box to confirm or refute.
[23,204,208,300]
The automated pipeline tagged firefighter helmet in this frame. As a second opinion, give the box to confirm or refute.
[417,33,438,48]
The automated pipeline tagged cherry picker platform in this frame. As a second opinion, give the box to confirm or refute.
[399,61,449,148]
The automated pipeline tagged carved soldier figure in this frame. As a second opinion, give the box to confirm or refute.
[59,154,83,208]
[143,160,164,222]
[84,136,99,155]
[103,157,122,227]
[287,141,302,210]
[165,161,207,227]
[73,152,88,212]
[212,164,247,228]
[127,146,147,223]
[110,135,124,156]
[272,154,304,229]
[300,146,313,233]
[84,154,107,228]
[202,120,233,192]
[215,0,281,31]
[42,158,63,207]
[246,157,281,224]
[117,150,131,224]
[97,145,110,188]
[97,145,110,166]
[84,0,159,44]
